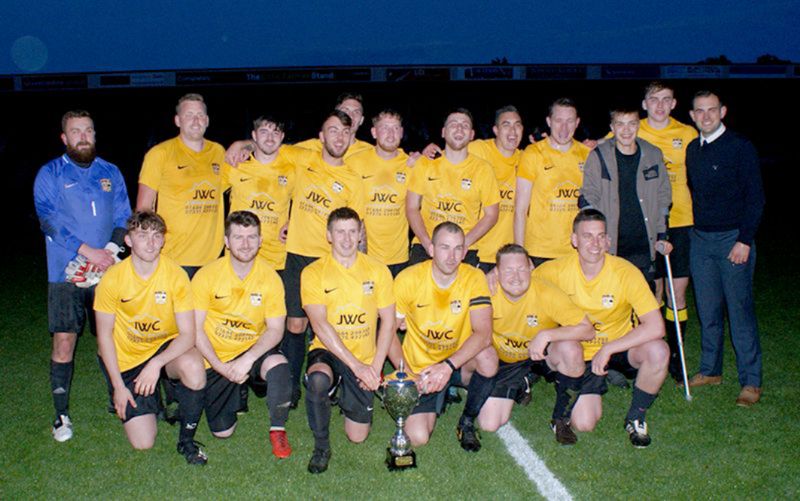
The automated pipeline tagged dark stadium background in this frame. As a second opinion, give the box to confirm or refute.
[2,77,792,259]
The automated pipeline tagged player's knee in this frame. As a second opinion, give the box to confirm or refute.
[407,428,430,447]
[475,347,499,377]
[644,340,670,371]
[306,371,331,397]
[129,435,156,450]
[346,429,369,444]
[51,334,77,362]
[478,415,504,433]
[212,426,236,439]
[286,317,307,334]
[570,413,598,432]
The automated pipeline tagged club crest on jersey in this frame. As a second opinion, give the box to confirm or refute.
[332,181,344,193]
[396,172,406,184]
[527,314,538,327]
[578,161,586,172]
[250,292,262,306]
[362,281,375,295]
[450,300,462,314]
[602,294,615,309]
[672,138,683,149]
[212,163,220,175]
[278,175,288,186]
[154,290,167,304]
[99,178,112,192]
[461,179,472,190]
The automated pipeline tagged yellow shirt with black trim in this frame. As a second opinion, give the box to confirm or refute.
[408,153,500,251]
[533,253,659,361]
[301,252,394,364]
[139,137,228,267]
[395,261,492,374]
[285,152,366,258]
[294,137,373,160]
[94,256,192,372]
[637,118,697,228]
[517,140,590,258]
[192,255,286,368]
[491,276,587,363]
[469,139,520,263]
[347,147,411,265]
[224,145,310,269]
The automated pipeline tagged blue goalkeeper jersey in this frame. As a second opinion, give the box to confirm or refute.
[34,154,132,282]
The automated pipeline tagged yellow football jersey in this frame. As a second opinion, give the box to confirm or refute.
[294,137,373,160]
[517,140,590,258]
[469,139,520,263]
[491,276,587,363]
[285,152,366,258]
[192,256,286,368]
[139,137,228,267]
[224,145,310,269]
[533,253,659,361]
[395,261,492,374]
[637,118,697,228]
[301,252,394,364]
[94,256,193,372]
[347,147,411,265]
[408,154,500,250]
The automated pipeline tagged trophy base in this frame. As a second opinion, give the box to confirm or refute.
[386,448,417,471]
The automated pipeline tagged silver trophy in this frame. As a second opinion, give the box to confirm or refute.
[382,362,419,470]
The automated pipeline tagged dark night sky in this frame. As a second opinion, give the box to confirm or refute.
[2,0,799,74]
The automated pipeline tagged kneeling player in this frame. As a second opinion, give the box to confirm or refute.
[535,209,669,447]
[192,211,292,458]
[301,208,395,474]
[478,244,593,446]
[95,211,208,464]
[393,222,498,452]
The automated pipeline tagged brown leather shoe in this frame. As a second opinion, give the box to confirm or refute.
[680,373,723,388]
[735,386,762,407]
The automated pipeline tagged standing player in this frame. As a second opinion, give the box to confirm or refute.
[638,82,698,381]
[515,98,591,265]
[686,91,765,406]
[192,211,293,457]
[225,115,307,271]
[136,93,227,278]
[479,244,593,446]
[534,210,669,447]
[282,111,366,408]
[579,106,673,290]
[95,211,208,464]
[34,110,131,442]
[406,109,500,266]
[301,208,395,473]
[347,109,411,275]
[393,222,498,451]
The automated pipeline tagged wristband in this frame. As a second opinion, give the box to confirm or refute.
[443,358,457,372]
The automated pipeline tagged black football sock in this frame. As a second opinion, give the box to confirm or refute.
[281,329,307,391]
[626,385,657,423]
[266,363,292,428]
[305,372,332,450]
[176,383,205,444]
[461,372,495,422]
[552,372,583,420]
[50,360,74,419]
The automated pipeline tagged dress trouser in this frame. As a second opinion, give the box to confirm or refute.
[689,229,761,387]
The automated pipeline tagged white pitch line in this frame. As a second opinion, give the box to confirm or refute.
[497,423,572,501]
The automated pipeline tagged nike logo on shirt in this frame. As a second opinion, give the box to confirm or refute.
[64,182,78,189]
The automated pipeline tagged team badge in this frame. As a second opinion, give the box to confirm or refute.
[601,294,615,309]
[332,181,344,193]
[527,314,538,327]
[578,161,585,172]
[672,138,683,149]
[250,292,262,306]
[212,163,220,175]
[99,178,112,192]
[278,175,288,186]
[396,172,406,184]
[450,300,462,314]
[362,281,375,295]
[154,291,167,304]
[461,179,472,190]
